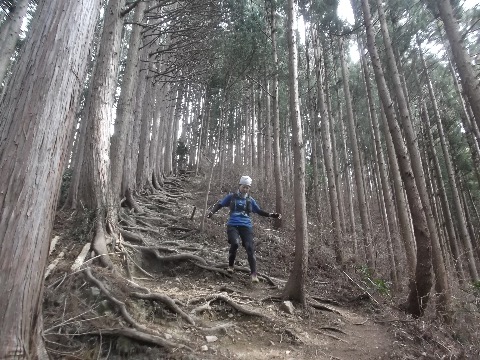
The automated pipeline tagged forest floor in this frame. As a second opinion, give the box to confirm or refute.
[44,174,480,359]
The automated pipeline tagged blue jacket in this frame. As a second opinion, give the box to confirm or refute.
[217,192,268,227]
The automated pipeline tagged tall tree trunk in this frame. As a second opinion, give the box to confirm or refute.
[421,101,465,284]
[374,0,451,319]
[0,0,99,356]
[339,37,374,270]
[111,1,146,199]
[437,0,480,130]
[419,45,479,283]
[312,26,344,265]
[359,39,403,286]
[270,0,284,227]
[0,0,29,87]
[283,0,308,305]
[358,0,434,318]
[78,0,126,268]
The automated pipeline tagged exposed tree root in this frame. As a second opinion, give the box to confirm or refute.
[84,267,154,333]
[195,263,232,276]
[122,225,162,236]
[119,228,146,244]
[136,247,208,265]
[308,300,342,315]
[131,292,196,325]
[190,294,265,318]
[87,328,192,351]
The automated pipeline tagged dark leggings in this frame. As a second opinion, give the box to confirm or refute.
[227,225,256,274]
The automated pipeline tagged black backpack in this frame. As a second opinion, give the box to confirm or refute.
[229,193,252,215]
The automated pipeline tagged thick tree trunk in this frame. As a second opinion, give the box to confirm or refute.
[358,0,434,318]
[78,0,126,267]
[283,0,308,305]
[0,0,99,356]
[375,0,451,319]
[111,1,146,199]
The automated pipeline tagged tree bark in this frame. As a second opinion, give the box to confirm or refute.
[270,0,284,228]
[358,0,434,318]
[111,1,146,199]
[0,0,99,356]
[78,0,126,267]
[312,26,344,265]
[282,0,308,306]
[339,37,375,271]
[0,0,29,87]
[437,0,480,131]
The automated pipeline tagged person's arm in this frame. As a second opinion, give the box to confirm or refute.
[207,194,232,218]
[251,199,282,218]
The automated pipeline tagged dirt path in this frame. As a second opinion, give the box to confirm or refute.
[45,175,467,359]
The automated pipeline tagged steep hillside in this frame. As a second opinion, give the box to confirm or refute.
[44,175,478,359]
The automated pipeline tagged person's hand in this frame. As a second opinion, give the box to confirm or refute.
[207,212,213,218]
[270,213,281,219]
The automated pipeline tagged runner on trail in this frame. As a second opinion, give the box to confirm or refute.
[207,175,281,282]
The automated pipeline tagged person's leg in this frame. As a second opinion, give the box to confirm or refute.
[239,226,256,274]
[227,226,240,267]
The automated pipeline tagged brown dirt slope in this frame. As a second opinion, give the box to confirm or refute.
[44,175,478,359]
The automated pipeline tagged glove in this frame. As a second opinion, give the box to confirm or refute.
[270,213,281,219]
[207,212,213,218]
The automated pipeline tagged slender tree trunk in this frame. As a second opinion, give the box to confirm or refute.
[419,45,479,282]
[339,37,374,270]
[0,0,99,356]
[270,0,284,227]
[421,102,465,284]
[312,26,343,265]
[0,0,29,86]
[358,0,434,318]
[283,0,308,305]
[437,0,480,130]
[359,39,403,286]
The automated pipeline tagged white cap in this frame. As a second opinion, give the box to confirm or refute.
[239,175,252,186]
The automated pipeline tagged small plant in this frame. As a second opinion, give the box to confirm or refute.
[357,265,391,296]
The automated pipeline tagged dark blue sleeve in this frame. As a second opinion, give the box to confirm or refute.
[219,193,233,207]
[251,197,270,217]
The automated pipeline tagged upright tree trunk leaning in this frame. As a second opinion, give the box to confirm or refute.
[418,46,479,283]
[270,0,284,227]
[78,0,126,268]
[0,0,99,357]
[111,1,146,199]
[359,40,402,287]
[437,0,480,130]
[357,0,434,318]
[421,101,465,284]
[312,27,344,265]
[283,0,308,305]
[339,37,375,271]
[374,0,451,319]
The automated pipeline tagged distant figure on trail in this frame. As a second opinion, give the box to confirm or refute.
[207,175,281,283]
